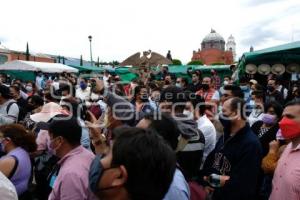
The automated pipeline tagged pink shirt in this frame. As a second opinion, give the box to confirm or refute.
[36,130,51,151]
[48,146,97,200]
[269,143,300,200]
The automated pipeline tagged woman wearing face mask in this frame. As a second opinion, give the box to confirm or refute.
[25,81,38,97]
[251,101,283,156]
[0,124,37,198]
[131,85,153,123]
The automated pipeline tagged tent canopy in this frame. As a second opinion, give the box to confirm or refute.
[238,41,300,74]
[68,64,104,73]
[0,60,78,73]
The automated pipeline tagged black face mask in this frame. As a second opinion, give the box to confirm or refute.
[219,114,231,129]
[165,80,170,85]
[202,84,209,91]
[267,86,275,92]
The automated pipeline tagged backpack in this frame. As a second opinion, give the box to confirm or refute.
[6,102,17,114]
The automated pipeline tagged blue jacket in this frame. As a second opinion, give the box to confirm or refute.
[203,123,262,200]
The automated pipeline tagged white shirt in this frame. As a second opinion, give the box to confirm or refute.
[212,87,225,101]
[0,99,19,125]
[248,109,264,127]
[276,85,288,100]
[197,115,217,165]
[0,171,18,200]
[76,87,91,101]
[103,75,109,87]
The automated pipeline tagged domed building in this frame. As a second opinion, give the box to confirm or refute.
[192,29,235,65]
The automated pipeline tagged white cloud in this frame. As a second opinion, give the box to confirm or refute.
[0,0,299,63]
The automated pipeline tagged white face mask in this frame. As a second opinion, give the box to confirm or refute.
[91,93,100,101]
[183,110,194,120]
[223,81,229,86]
[26,86,33,92]
[176,83,181,88]
[130,83,137,88]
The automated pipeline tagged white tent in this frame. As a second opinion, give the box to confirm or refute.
[0,60,78,73]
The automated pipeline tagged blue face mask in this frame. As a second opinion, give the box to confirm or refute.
[89,155,103,193]
[80,82,87,90]
[89,154,119,194]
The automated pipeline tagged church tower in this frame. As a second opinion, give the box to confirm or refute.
[226,34,236,61]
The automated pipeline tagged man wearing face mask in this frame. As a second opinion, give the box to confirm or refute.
[248,91,265,126]
[239,77,252,104]
[196,77,216,103]
[211,76,232,106]
[76,79,91,101]
[202,97,262,200]
[265,78,284,105]
[48,117,97,200]
[269,100,300,200]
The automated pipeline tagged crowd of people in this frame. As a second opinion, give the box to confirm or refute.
[0,66,299,200]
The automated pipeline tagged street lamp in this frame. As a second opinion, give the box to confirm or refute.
[88,35,93,66]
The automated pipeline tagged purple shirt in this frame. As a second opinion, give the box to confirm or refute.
[270,143,300,200]
[48,146,97,200]
[4,147,31,196]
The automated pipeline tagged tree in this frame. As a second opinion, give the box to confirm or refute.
[80,55,83,66]
[26,42,30,61]
[187,60,203,65]
[171,59,182,65]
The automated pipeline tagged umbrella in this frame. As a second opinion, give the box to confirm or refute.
[120,50,172,67]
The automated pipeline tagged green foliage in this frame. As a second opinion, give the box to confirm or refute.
[187,60,203,65]
[171,59,182,65]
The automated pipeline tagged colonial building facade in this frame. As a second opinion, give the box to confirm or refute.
[192,29,236,65]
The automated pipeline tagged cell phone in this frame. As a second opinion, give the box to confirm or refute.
[208,174,222,188]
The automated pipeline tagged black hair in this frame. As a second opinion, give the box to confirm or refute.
[285,99,300,107]
[48,117,82,146]
[239,76,248,84]
[0,124,37,153]
[191,70,202,79]
[251,90,264,99]
[181,77,189,86]
[223,75,231,80]
[144,113,180,150]
[10,85,20,93]
[160,86,186,112]
[61,98,80,118]
[229,97,246,120]
[28,95,44,107]
[264,101,283,118]
[148,82,159,91]
[223,85,244,99]
[133,85,147,100]
[191,95,206,116]
[253,83,263,91]
[60,84,71,92]
[112,127,176,200]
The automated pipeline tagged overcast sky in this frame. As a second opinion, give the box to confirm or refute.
[0,0,299,63]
